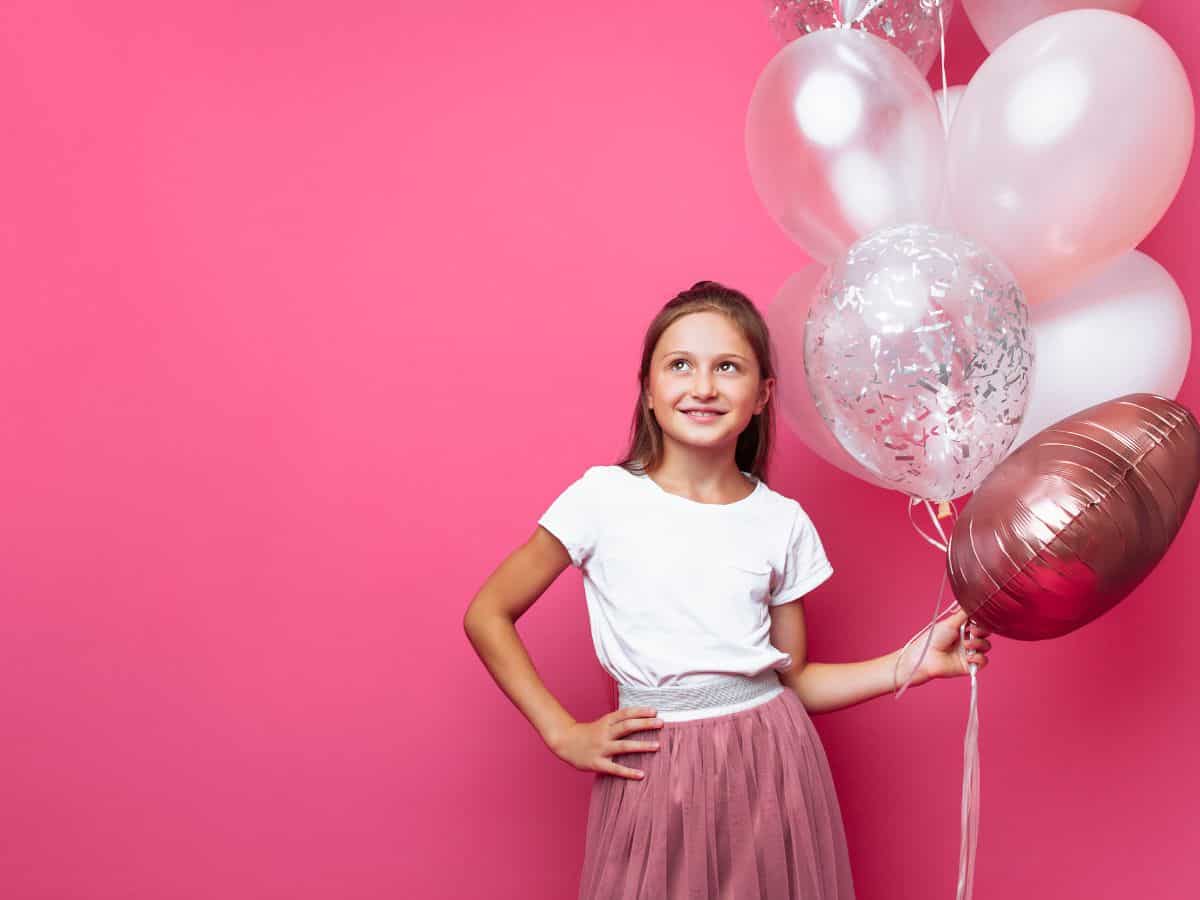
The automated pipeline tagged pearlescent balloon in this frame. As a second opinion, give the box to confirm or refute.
[946,9,1194,305]
[961,0,1144,52]
[1011,250,1191,453]
[746,27,947,265]
[803,223,1034,500]
[765,0,956,76]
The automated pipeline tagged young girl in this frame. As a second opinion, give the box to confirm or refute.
[463,280,992,899]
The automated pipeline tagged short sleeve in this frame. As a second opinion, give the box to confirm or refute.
[536,467,600,568]
[769,506,834,606]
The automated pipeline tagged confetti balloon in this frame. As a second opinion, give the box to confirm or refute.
[803,223,1034,501]
[768,265,895,490]
[765,0,956,76]
[948,394,1200,640]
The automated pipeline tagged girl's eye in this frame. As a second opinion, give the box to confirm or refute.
[669,359,740,372]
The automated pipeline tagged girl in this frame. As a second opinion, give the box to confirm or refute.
[463,280,992,899]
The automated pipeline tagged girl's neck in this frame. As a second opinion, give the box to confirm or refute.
[646,456,754,505]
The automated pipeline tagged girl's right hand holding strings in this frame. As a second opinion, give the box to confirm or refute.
[549,707,664,780]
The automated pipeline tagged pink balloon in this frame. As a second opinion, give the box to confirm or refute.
[1010,250,1192,452]
[962,0,1144,52]
[746,28,946,265]
[946,10,1194,305]
[765,266,893,490]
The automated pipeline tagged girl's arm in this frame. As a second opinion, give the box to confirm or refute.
[463,526,581,750]
[769,593,909,714]
[769,591,957,714]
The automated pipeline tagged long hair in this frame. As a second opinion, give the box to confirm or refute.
[613,280,778,485]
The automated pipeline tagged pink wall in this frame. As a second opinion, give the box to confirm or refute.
[1,2,1196,898]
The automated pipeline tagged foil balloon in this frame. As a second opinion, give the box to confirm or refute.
[745,27,947,265]
[948,394,1200,641]
[961,0,1144,53]
[765,0,956,76]
[803,222,1033,501]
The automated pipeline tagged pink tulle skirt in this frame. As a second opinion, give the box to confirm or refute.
[578,686,856,899]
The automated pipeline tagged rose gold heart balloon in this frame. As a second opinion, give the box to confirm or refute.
[947,394,1200,640]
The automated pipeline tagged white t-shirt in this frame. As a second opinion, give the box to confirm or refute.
[536,464,834,689]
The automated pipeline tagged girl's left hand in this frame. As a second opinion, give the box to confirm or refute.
[914,607,992,682]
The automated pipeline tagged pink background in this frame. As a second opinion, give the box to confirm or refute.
[2,2,1196,898]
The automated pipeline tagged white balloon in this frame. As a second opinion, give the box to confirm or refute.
[745,28,947,265]
[1010,250,1191,452]
[962,0,1145,53]
[944,10,1194,306]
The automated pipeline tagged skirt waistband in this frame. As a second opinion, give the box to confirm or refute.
[617,670,785,722]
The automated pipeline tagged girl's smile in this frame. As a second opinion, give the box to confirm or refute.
[682,409,725,421]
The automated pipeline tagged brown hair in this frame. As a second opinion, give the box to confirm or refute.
[614,280,777,484]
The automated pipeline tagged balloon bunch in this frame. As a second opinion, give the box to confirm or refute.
[751,5,1200,898]
[757,3,1194,505]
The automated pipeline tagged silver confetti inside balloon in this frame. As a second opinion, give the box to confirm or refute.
[765,0,956,76]
[803,223,1034,501]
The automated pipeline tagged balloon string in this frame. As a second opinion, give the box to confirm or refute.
[850,0,887,25]
[898,488,981,900]
[906,495,957,552]
[937,0,950,138]
[926,495,955,545]
[895,494,961,697]
[935,4,980,889]
[892,563,957,699]
[958,619,981,900]
[903,8,977,900]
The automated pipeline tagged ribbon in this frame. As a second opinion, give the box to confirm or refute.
[958,618,980,900]
[895,491,981,900]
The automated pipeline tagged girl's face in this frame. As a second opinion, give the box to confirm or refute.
[645,311,772,453]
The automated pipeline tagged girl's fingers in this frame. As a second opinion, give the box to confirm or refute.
[606,761,646,780]
[604,730,663,779]
[613,714,664,737]
[616,738,660,753]
[616,706,657,722]
[603,752,650,779]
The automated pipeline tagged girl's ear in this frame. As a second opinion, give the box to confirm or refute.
[757,376,774,413]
